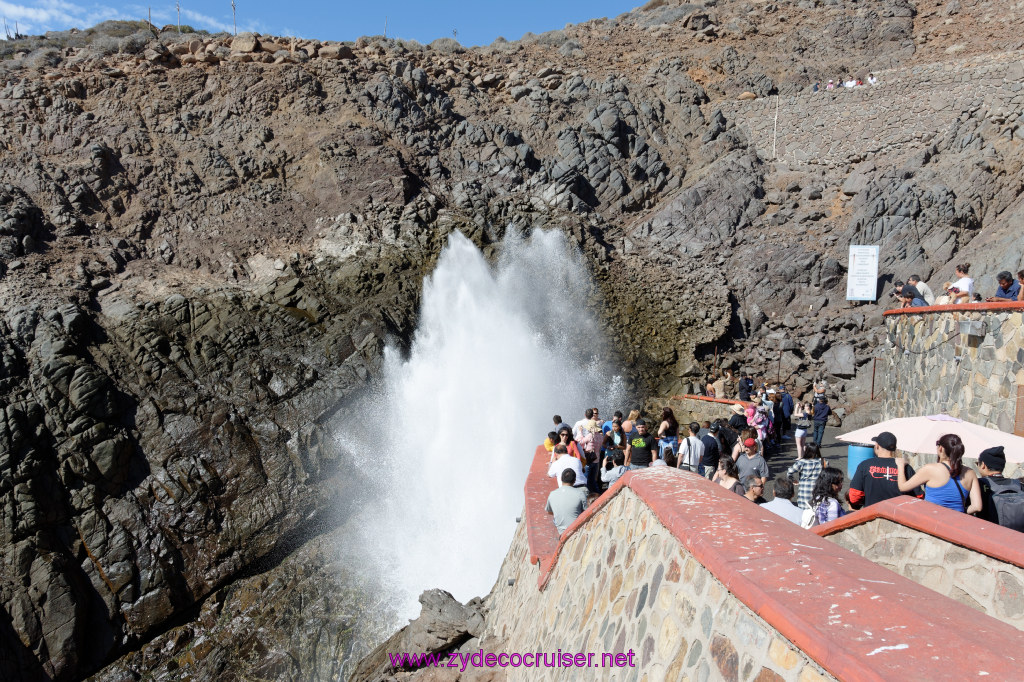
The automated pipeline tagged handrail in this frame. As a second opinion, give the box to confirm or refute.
[813,495,1024,571]
[883,301,1024,316]
[669,394,757,407]
[521,447,1024,681]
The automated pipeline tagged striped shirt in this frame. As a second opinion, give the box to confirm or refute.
[788,459,824,509]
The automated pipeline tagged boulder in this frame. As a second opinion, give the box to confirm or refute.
[821,344,856,378]
[350,589,485,681]
[318,44,355,60]
[737,91,757,100]
[230,32,261,53]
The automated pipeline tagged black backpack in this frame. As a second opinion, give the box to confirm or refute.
[982,477,1024,532]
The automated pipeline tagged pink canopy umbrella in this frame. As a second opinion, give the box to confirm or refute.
[836,414,1024,462]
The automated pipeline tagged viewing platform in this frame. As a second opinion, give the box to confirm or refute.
[494,446,1024,681]
[880,301,1024,457]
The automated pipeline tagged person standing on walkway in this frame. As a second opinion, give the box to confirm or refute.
[625,420,658,469]
[811,396,830,445]
[848,432,921,509]
[895,434,981,513]
[545,468,588,534]
[779,385,794,438]
[787,442,826,509]
[792,401,810,459]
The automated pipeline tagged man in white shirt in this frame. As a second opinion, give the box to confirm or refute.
[573,408,595,442]
[547,444,586,489]
[678,422,705,473]
[760,477,804,524]
[907,275,935,306]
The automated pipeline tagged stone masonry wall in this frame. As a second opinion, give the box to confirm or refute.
[708,52,1024,167]
[881,306,1024,475]
[825,517,1024,631]
[485,488,834,682]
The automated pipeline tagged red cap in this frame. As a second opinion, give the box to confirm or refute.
[744,438,757,448]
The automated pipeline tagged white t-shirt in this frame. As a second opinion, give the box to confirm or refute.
[916,281,936,305]
[548,454,585,487]
[679,436,705,471]
[572,419,589,442]
[950,276,973,296]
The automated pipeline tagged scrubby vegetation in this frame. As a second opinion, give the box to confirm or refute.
[0,19,209,62]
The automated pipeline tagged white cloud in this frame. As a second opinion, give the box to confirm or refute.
[0,0,128,36]
[180,7,233,34]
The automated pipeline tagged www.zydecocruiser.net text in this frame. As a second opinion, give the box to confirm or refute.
[389,649,637,671]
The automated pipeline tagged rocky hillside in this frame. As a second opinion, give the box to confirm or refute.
[1,1,1023,679]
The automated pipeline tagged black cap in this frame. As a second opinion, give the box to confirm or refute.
[635,419,646,426]
[871,431,898,451]
[979,446,1006,472]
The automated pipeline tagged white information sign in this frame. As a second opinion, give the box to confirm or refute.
[846,245,879,301]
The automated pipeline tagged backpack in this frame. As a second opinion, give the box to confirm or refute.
[582,430,604,455]
[801,506,819,529]
[984,478,1024,532]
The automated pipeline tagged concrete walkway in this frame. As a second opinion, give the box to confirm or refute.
[764,425,852,500]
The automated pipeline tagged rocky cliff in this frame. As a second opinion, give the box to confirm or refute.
[1,0,1023,678]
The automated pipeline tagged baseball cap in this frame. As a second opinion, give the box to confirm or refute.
[978,446,1006,471]
[871,431,898,451]
[743,438,757,448]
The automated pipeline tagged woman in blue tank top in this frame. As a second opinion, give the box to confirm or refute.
[894,434,982,513]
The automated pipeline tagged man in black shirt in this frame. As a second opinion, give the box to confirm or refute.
[700,423,722,478]
[848,431,921,508]
[738,374,753,401]
[625,419,658,469]
[716,419,738,457]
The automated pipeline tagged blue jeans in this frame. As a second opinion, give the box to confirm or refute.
[910,298,927,307]
[813,421,826,445]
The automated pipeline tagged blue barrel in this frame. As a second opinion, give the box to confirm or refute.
[847,445,874,479]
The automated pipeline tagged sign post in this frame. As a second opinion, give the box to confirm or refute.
[846,244,879,301]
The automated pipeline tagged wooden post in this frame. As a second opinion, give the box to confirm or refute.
[232,0,237,36]
[176,1,181,32]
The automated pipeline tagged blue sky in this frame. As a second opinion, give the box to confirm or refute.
[0,1,640,46]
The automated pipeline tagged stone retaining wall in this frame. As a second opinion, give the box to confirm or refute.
[881,304,1024,475]
[664,395,754,426]
[707,52,1024,167]
[489,485,834,681]
[816,497,1024,631]
[486,458,1024,681]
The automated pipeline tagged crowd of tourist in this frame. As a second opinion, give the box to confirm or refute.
[544,397,1024,536]
[892,263,1024,308]
[814,73,879,92]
